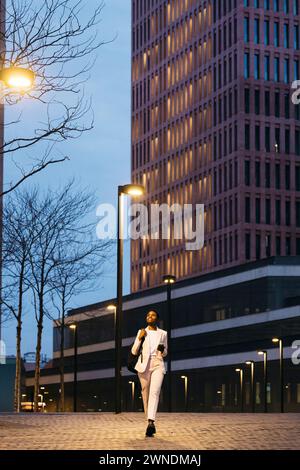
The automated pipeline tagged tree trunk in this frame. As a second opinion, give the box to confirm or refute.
[34,301,43,413]
[59,315,65,412]
[14,320,22,412]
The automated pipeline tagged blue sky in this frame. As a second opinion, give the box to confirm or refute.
[2,0,132,358]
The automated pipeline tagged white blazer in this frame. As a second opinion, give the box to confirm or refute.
[131,326,168,374]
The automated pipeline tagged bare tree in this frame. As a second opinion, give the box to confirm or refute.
[22,179,111,411]
[1,0,107,196]
[49,238,112,412]
[1,187,42,411]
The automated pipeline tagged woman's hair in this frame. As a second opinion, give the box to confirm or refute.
[146,309,160,320]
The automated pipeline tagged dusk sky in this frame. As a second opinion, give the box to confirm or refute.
[3,0,132,358]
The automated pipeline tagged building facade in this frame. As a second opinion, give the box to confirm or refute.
[131,0,300,292]
[26,257,300,413]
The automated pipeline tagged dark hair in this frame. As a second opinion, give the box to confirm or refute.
[146,309,160,320]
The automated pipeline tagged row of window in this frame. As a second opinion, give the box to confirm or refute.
[245,124,300,154]
[245,88,300,120]
[244,17,299,49]
[244,53,299,83]
[244,232,300,260]
[244,0,299,15]
[244,160,300,190]
[245,196,300,226]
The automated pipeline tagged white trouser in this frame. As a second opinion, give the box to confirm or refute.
[138,356,165,421]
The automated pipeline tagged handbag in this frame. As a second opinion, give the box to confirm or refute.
[127,336,145,374]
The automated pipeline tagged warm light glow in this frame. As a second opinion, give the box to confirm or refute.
[163,274,176,284]
[121,184,145,197]
[257,351,264,355]
[245,361,253,365]
[181,376,187,379]
[107,304,116,311]
[235,369,241,372]
[0,67,35,90]
[69,324,77,330]
[272,338,280,343]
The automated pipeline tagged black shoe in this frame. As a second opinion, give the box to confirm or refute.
[145,423,155,437]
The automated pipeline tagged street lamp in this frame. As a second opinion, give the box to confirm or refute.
[128,380,135,411]
[257,350,268,413]
[181,375,188,412]
[115,183,145,414]
[272,337,284,413]
[245,361,255,413]
[162,274,176,413]
[69,323,78,413]
[235,368,244,412]
[0,66,35,90]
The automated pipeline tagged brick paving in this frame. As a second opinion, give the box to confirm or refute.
[0,413,299,450]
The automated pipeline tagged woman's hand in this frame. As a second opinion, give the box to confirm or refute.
[138,329,147,341]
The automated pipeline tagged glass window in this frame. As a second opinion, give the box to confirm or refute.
[284,24,289,49]
[264,20,270,45]
[244,52,250,78]
[264,55,270,80]
[274,57,280,82]
[254,18,260,44]
[254,53,260,79]
[284,0,289,14]
[244,17,250,42]
[274,0,279,11]
[294,25,299,50]
[284,58,290,83]
[274,22,279,47]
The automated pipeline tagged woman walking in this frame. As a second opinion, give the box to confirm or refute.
[131,310,168,437]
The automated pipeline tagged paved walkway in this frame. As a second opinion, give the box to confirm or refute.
[0,413,300,450]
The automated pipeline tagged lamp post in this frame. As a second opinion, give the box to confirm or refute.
[181,375,188,412]
[128,380,135,411]
[69,324,78,412]
[115,183,145,414]
[0,66,35,340]
[258,350,268,413]
[235,368,244,412]
[272,337,284,413]
[162,274,176,413]
[245,361,255,413]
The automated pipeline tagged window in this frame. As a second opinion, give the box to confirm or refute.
[264,56,270,80]
[254,19,260,44]
[294,25,299,50]
[245,124,250,149]
[245,160,250,185]
[244,17,250,42]
[265,126,271,152]
[276,163,281,189]
[265,162,271,187]
[286,165,291,189]
[265,90,270,116]
[264,0,270,8]
[264,20,270,45]
[296,166,300,190]
[296,201,300,227]
[245,88,250,113]
[275,92,280,117]
[255,125,260,150]
[255,90,260,114]
[265,199,271,224]
[256,234,261,259]
[285,93,290,118]
[284,24,289,49]
[245,233,251,260]
[276,200,281,225]
[294,59,299,80]
[255,161,261,186]
[286,201,291,225]
[294,0,299,15]
[254,54,260,79]
[285,129,290,154]
[256,198,261,223]
[274,22,279,47]
[284,58,290,83]
[244,53,250,78]
[274,57,280,82]
[284,0,289,14]
[245,196,251,222]
[274,0,279,11]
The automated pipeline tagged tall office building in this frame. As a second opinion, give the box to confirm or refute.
[131,0,300,292]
